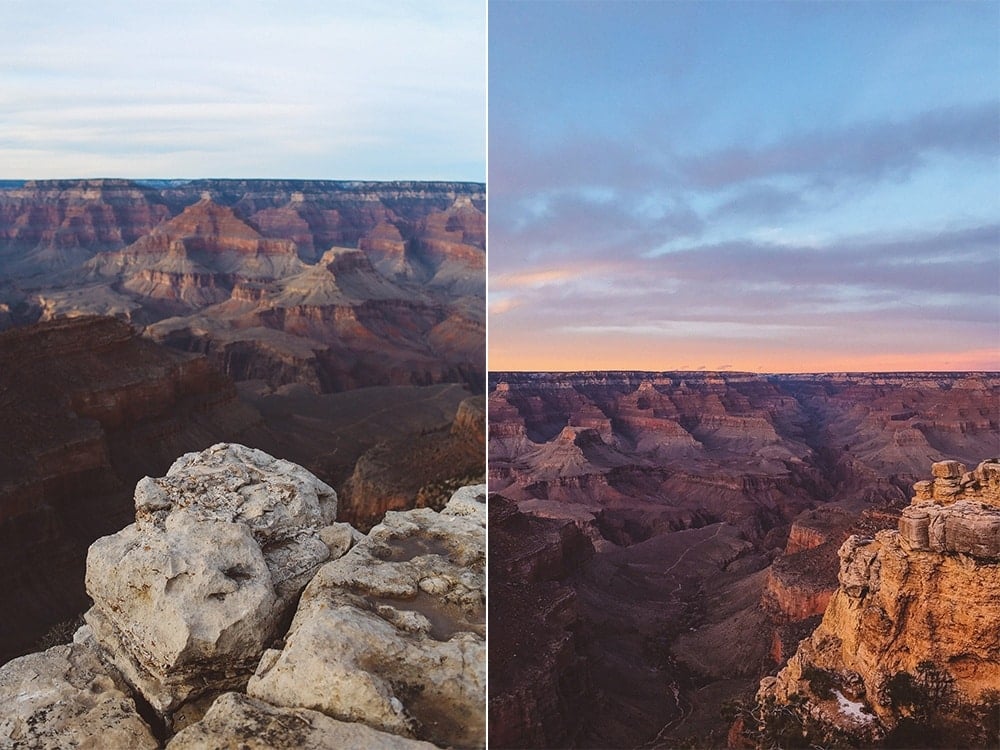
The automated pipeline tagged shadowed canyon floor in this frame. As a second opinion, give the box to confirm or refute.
[488,371,998,748]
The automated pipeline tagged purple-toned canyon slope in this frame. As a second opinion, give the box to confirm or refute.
[488,370,998,748]
[0,179,484,393]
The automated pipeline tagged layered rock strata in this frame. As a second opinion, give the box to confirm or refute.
[0,179,486,395]
[488,371,998,747]
[756,459,1000,747]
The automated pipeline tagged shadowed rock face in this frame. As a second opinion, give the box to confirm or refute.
[488,495,594,749]
[0,316,264,665]
[488,370,999,748]
[0,179,485,395]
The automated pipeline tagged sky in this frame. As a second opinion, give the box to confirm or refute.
[488,1,1000,373]
[0,1,485,181]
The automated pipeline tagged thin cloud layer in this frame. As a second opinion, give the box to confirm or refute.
[1,1,485,180]
[489,2,999,372]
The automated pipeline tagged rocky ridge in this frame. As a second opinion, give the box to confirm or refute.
[756,459,1000,747]
[0,179,485,395]
[0,444,485,748]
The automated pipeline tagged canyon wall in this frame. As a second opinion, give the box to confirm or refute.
[0,179,485,395]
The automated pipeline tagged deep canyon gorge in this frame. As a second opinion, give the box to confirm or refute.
[488,370,998,748]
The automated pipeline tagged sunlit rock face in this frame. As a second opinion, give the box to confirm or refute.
[757,459,1000,748]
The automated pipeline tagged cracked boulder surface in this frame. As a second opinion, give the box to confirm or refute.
[248,485,486,749]
[84,443,337,715]
[0,632,158,750]
[166,692,439,749]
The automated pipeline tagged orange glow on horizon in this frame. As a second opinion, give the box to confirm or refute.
[488,340,1000,374]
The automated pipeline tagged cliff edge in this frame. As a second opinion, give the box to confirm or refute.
[755,459,1000,748]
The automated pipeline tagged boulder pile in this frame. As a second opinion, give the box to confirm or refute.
[0,444,485,749]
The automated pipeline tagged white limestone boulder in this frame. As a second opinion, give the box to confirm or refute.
[248,485,486,749]
[85,443,337,715]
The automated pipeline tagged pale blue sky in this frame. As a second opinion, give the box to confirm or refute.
[1,0,485,180]
[489,0,999,372]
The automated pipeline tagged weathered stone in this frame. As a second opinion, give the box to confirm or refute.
[932,460,966,479]
[85,443,335,715]
[899,507,930,550]
[248,486,485,749]
[837,535,880,599]
[912,480,934,501]
[167,692,438,749]
[927,500,1000,559]
[0,632,157,750]
[932,477,962,501]
[318,522,359,560]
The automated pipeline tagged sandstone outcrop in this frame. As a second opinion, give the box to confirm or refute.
[1,446,485,748]
[756,459,1000,747]
[248,486,486,748]
[85,443,337,714]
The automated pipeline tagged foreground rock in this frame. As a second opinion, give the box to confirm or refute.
[84,443,337,715]
[0,635,157,749]
[1,446,485,748]
[167,692,438,749]
[756,459,1000,748]
[248,485,486,748]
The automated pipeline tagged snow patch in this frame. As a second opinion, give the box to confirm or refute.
[833,689,876,725]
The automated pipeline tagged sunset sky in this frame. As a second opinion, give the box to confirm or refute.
[488,1,999,372]
[1,1,484,181]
